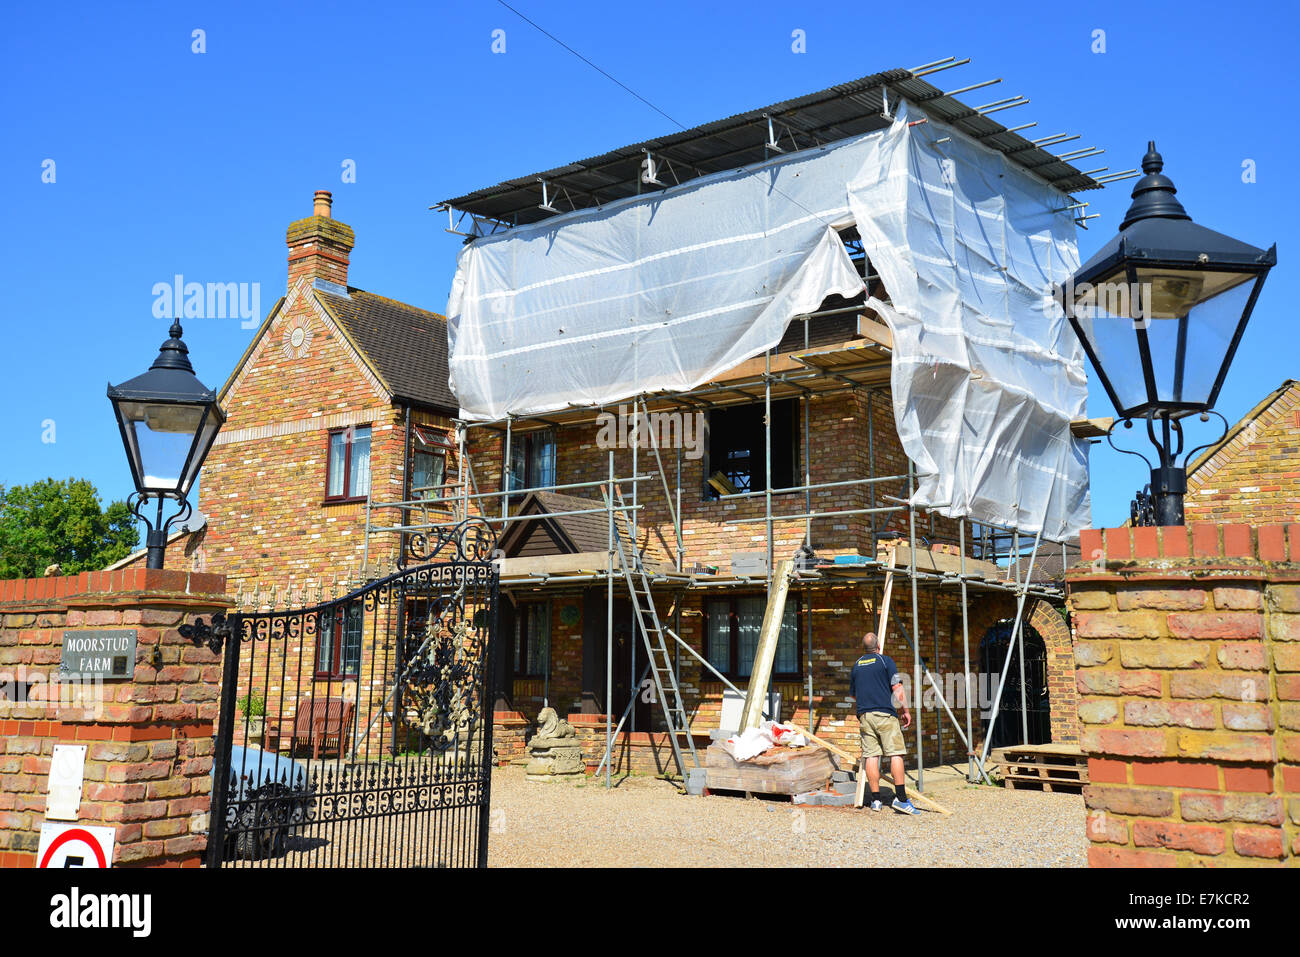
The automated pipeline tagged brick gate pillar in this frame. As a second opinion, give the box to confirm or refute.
[1067,523,1300,867]
[0,569,228,867]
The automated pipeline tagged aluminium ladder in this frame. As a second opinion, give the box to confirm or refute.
[603,484,700,777]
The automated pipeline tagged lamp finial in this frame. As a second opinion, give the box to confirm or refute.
[1121,140,1189,230]
[1141,141,1163,174]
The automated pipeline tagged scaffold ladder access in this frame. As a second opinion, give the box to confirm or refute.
[606,483,700,777]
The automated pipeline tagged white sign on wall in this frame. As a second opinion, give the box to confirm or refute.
[37,822,115,868]
[45,744,87,821]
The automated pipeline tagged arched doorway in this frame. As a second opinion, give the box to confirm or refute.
[980,619,1051,748]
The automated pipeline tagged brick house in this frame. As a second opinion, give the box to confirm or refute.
[1182,379,1300,525]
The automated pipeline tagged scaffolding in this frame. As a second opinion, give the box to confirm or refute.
[366,58,1120,792]
[357,293,1079,791]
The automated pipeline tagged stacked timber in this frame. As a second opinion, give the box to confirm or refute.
[703,743,834,796]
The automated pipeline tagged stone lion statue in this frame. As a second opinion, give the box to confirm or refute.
[526,706,583,778]
[534,706,574,741]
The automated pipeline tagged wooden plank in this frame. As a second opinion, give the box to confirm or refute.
[786,723,855,763]
[500,551,675,578]
[998,743,1085,757]
[999,761,1087,775]
[1003,764,1086,780]
[855,315,894,349]
[1004,776,1083,792]
[708,338,868,384]
[876,544,896,652]
[879,541,1003,581]
[902,788,952,816]
[1069,416,1114,439]
[739,560,793,733]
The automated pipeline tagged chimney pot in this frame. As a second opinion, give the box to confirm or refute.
[287,191,353,290]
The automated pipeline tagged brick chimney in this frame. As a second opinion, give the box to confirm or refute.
[286,190,354,289]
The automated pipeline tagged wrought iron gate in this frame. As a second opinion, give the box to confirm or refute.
[980,619,1051,749]
[192,520,499,868]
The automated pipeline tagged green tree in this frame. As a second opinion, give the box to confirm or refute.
[0,478,139,578]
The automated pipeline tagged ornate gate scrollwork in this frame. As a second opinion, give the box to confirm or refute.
[407,516,499,564]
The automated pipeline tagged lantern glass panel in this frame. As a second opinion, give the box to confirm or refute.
[178,411,221,496]
[1070,270,1149,415]
[1137,270,1255,409]
[118,400,205,492]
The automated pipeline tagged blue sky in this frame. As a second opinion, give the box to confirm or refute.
[2,0,1295,535]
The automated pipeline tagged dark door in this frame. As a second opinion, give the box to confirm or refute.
[581,590,652,731]
[495,596,516,712]
[980,619,1050,748]
[609,598,652,731]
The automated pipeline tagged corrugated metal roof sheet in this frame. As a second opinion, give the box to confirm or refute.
[439,66,1103,228]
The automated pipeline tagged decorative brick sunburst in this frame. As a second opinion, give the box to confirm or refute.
[281,317,313,360]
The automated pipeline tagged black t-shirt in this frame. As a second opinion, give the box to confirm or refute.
[850,652,900,716]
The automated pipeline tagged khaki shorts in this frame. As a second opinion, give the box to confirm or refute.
[859,711,906,758]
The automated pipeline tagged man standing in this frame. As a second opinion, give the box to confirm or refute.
[850,632,920,814]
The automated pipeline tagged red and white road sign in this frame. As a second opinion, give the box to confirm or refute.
[36,823,115,868]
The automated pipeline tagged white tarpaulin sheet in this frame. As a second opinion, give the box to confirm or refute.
[446,101,1090,539]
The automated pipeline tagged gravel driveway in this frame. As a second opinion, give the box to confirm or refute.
[486,765,1086,867]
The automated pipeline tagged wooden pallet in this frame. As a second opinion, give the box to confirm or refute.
[991,744,1088,793]
[704,744,834,797]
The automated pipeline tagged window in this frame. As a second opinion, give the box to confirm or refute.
[316,604,363,679]
[705,400,797,499]
[705,596,801,679]
[326,425,371,500]
[507,429,555,493]
[514,601,550,677]
[412,449,446,500]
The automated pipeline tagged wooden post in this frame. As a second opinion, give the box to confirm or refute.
[739,559,793,732]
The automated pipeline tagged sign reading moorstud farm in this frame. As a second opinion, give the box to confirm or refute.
[59,629,137,680]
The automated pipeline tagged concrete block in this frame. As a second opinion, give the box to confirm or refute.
[818,792,858,807]
[685,767,709,796]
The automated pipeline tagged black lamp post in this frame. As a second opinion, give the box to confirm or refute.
[107,320,225,569]
[1056,142,1276,526]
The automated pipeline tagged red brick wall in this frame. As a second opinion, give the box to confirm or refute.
[1032,600,1080,745]
[1069,523,1300,867]
[0,569,228,867]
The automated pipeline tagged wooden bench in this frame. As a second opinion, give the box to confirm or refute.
[265,697,356,759]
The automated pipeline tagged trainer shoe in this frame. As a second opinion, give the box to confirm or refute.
[869,799,882,812]
[892,797,921,815]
